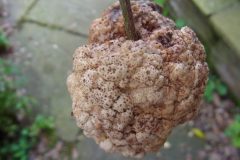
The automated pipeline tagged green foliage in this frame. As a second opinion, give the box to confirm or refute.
[175,19,186,28]
[204,75,228,102]
[0,30,9,51]
[225,115,240,148]
[154,0,186,28]
[154,0,166,6]
[0,58,55,160]
[154,0,169,16]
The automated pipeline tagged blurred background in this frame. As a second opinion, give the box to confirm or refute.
[0,0,239,159]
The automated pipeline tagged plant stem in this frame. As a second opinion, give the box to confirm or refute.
[119,0,139,41]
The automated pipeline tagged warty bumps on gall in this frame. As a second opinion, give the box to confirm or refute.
[67,0,208,158]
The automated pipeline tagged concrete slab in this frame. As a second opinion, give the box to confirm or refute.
[0,0,37,24]
[210,40,240,99]
[10,23,87,141]
[77,125,204,160]
[26,0,115,35]
[210,3,240,56]
[193,0,237,15]
[168,0,215,44]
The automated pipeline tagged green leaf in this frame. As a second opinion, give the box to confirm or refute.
[176,19,186,28]
[235,115,240,122]
[216,82,227,96]
[163,6,170,16]
[233,137,240,148]
[154,0,166,6]
[225,114,240,148]
[21,128,29,136]
[192,128,205,139]
[204,79,215,102]
[0,33,9,50]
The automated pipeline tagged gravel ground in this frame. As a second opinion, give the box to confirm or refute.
[193,94,240,160]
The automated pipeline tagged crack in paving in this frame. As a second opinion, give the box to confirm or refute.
[17,0,40,25]
[23,19,88,38]
[16,0,88,38]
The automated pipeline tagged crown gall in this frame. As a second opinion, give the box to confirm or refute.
[67,0,208,158]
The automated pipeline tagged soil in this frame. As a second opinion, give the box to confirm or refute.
[193,94,240,160]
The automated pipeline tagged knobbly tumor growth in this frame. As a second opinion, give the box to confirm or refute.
[67,0,208,158]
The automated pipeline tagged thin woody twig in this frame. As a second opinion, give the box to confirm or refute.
[119,0,140,41]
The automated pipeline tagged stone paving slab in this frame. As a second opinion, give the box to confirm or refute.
[77,125,204,160]
[193,0,237,15]
[210,2,240,56]
[0,0,36,24]
[211,40,240,99]
[169,0,216,45]
[26,0,115,35]
[10,23,87,141]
